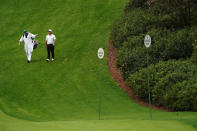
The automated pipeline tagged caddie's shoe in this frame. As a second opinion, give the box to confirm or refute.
[52,58,55,62]
[27,60,30,63]
[46,59,50,62]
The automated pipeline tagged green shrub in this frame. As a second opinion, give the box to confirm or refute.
[111,0,197,111]
[148,28,195,60]
[127,60,197,111]
[124,0,148,12]
[111,0,197,79]
[111,9,157,48]
[191,41,197,64]
[115,27,197,79]
[116,35,146,78]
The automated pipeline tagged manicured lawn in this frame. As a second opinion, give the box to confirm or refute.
[0,111,196,131]
[0,0,196,130]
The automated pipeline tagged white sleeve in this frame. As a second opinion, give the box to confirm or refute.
[30,33,36,39]
[46,35,48,41]
[53,35,56,40]
[19,35,24,42]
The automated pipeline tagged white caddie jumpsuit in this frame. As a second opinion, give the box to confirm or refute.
[19,33,36,61]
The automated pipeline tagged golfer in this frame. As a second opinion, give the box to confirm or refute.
[45,29,56,62]
[19,30,37,63]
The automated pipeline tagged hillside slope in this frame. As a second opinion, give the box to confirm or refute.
[0,0,196,130]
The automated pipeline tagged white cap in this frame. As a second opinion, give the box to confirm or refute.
[48,29,52,32]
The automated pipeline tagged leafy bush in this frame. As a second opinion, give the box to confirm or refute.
[191,41,197,64]
[124,0,148,12]
[111,9,153,48]
[115,27,197,79]
[127,60,197,111]
[111,0,197,111]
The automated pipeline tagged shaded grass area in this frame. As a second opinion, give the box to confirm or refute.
[0,111,195,131]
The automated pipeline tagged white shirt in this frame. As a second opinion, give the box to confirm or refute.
[46,34,56,45]
[19,33,36,52]
[19,33,36,45]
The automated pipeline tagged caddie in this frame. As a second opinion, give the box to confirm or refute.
[19,30,37,63]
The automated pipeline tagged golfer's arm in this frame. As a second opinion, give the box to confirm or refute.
[19,36,23,45]
[19,39,23,45]
[54,39,56,45]
[45,40,47,47]
[31,34,37,39]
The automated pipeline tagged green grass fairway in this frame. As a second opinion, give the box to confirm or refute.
[0,0,197,130]
[0,111,196,131]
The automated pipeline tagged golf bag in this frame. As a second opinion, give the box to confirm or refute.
[33,40,39,50]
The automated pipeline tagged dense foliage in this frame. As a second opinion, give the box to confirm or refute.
[127,60,197,111]
[191,41,197,64]
[111,0,197,111]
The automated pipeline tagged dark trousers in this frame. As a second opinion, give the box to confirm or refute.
[47,44,54,59]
